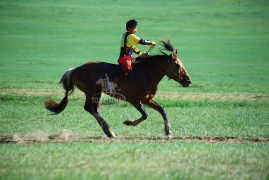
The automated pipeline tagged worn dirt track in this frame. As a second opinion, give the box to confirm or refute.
[1,134,268,144]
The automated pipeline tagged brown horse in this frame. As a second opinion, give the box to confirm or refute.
[45,40,191,138]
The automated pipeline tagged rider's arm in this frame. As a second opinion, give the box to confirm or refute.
[133,47,144,56]
[127,34,155,56]
[127,34,156,46]
[126,34,142,56]
[126,34,140,46]
[133,47,140,54]
[139,39,154,45]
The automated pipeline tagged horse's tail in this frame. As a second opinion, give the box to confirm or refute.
[45,68,75,114]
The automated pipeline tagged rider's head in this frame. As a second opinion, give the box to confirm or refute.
[126,19,138,34]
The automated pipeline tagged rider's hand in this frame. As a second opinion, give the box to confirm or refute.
[151,41,156,46]
[139,52,148,57]
[138,51,144,56]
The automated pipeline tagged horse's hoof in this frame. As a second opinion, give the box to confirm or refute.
[110,131,116,138]
[123,120,133,126]
[109,134,116,138]
[105,130,116,138]
[166,134,173,139]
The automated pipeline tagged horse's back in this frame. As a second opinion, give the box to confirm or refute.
[83,61,119,69]
[72,61,122,85]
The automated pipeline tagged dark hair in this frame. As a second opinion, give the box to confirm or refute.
[126,19,138,29]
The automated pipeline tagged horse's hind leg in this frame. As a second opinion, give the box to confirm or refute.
[84,92,116,138]
[143,99,172,138]
[123,101,148,126]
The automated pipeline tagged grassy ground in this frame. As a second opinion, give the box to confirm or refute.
[1,142,268,180]
[0,94,268,137]
[0,0,269,179]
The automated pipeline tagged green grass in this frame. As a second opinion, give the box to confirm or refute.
[1,142,268,179]
[0,95,268,137]
[0,0,269,179]
[1,0,269,92]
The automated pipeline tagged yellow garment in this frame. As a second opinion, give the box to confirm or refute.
[126,34,140,47]
[119,32,153,57]
[120,34,140,54]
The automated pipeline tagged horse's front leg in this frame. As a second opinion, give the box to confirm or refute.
[143,99,172,138]
[123,101,148,126]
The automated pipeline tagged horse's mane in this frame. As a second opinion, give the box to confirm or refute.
[160,39,175,55]
[132,55,161,65]
[134,39,174,64]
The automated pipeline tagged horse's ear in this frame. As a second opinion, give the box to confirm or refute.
[172,50,177,59]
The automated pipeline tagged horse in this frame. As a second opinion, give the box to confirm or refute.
[96,75,120,94]
[45,40,192,138]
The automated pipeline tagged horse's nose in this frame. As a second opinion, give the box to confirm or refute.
[187,80,192,84]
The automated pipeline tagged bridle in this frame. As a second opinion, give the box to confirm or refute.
[134,47,184,81]
[161,56,183,81]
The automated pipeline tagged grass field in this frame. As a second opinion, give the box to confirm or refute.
[0,0,269,179]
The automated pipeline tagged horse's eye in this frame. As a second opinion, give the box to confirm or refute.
[175,64,180,69]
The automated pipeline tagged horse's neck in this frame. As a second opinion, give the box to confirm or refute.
[137,57,166,87]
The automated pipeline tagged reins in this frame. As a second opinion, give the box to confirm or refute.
[134,46,155,61]
[146,46,154,54]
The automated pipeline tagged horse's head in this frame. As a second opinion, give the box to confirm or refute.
[166,50,192,87]
[160,40,192,87]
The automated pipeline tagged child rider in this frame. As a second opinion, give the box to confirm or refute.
[118,19,156,79]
